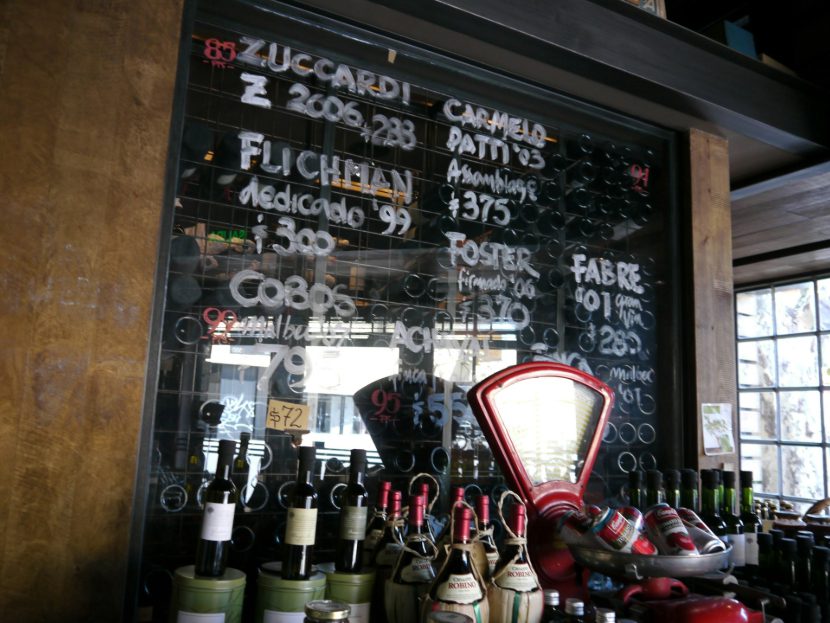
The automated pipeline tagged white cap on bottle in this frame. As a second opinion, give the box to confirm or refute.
[543,589,560,607]
[565,598,585,616]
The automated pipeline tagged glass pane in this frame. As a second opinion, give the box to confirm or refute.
[739,391,776,439]
[741,443,779,494]
[819,278,830,331]
[775,281,816,334]
[780,391,822,441]
[825,390,830,442]
[738,340,776,387]
[777,335,818,387]
[736,289,773,338]
[822,335,830,386]
[491,376,604,485]
[781,445,824,499]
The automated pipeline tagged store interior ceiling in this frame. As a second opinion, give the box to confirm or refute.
[664,0,830,285]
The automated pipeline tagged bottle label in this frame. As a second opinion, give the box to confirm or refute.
[285,507,318,546]
[177,612,225,623]
[745,532,759,566]
[263,611,304,623]
[340,506,368,540]
[495,562,538,592]
[200,502,235,541]
[435,573,484,604]
[725,533,746,567]
[375,542,403,567]
[486,550,500,575]
[364,528,383,552]
[401,556,435,583]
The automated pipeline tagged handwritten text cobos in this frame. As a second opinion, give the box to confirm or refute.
[229,270,357,318]
[237,37,411,105]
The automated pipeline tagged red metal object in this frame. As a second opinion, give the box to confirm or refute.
[638,595,765,623]
[467,362,613,588]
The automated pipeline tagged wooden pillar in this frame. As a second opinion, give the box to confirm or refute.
[685,128,739,470]
[0,1,183,619]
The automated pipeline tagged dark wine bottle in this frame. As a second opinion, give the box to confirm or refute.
[232,432,251,500]
[740,470,762,574]
[372,490,405,568]
[699,469,727,538]
[418,482,438,543]
[664,469,681,509]
[427,505,488,618]
[542,588,566,622]
[628,470,644,510]
[645,469,664,508]
[335,449,368,573]
[721,471,746,568]
[393,494,437,580]
[434,487,465,569]
[680,468,699,513]
[195,439,237,577]
[282,446,318,580]
[476,495,499,580]
[563,598,585,622]
[363,480,391,565]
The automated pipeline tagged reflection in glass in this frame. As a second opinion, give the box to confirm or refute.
[782,445,823,499]
[819,278,830,330]
[738,340,776,387]
[777,336,818,387]
[736,289,773,338]
[739,391,776,439]
[822,335,830,386]
[490,376,603,485]
[740,443,779,494]
[775,282,816,334]
[780,391,821,442]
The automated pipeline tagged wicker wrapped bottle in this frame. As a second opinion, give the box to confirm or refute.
[422,504,490,623]
[488,500,543,623]
[386,494,439,623]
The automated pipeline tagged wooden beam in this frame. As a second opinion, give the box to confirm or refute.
[686,129,739,470]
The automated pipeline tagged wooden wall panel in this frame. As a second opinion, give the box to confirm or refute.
[686,128,739,470]
[0,1,183,619]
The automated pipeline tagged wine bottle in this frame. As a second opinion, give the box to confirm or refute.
[699,470,727,539]
[541,589,565,622]
[419,482,438,543]
[739,470,762,575]
[232,432,252,502]
[663,469,680,509]
[424,505,489,622]
[627,470,644,510]
[335,449,368,573]
[372,490,405,567]
[434,487,465,569]
[680,469,699,512]
[563,598,585,623]
[195,439,237,577]
[386,495,438,623]
[721,471,745,568]
[475,495,499,580]
[282,446,318,580]
[490,503,543,623]
[364,480,392,565]
[645,469,664,508]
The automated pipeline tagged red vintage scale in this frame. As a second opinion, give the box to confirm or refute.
[467,362,768,623]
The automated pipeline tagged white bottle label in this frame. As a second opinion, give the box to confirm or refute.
[486,550,500,575]
[495,562,539,592]
[745,532,759,566]
[340,506,368,540]
[401,556,436,583]
[435,573,483,604]
[263,611,305,623]
[347,602,370,623]
[285,507,318,545]
[177,612,225,623]
[725,533,746,567]
[200,502,235,541]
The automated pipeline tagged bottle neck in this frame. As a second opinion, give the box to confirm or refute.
[297,460,314,485]
[349,465,365,487]
[722,487,737,516]
[701,486,721,517]
[681,488,698,511]
[741,486,755,515]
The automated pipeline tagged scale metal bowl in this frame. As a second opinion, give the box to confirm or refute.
[569,544,732,580]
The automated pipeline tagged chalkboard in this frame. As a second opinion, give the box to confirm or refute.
[138,2,678,613]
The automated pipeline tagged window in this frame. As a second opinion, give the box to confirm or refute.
[736,276,830,512]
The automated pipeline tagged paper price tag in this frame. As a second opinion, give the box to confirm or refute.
[266,399,310,432]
